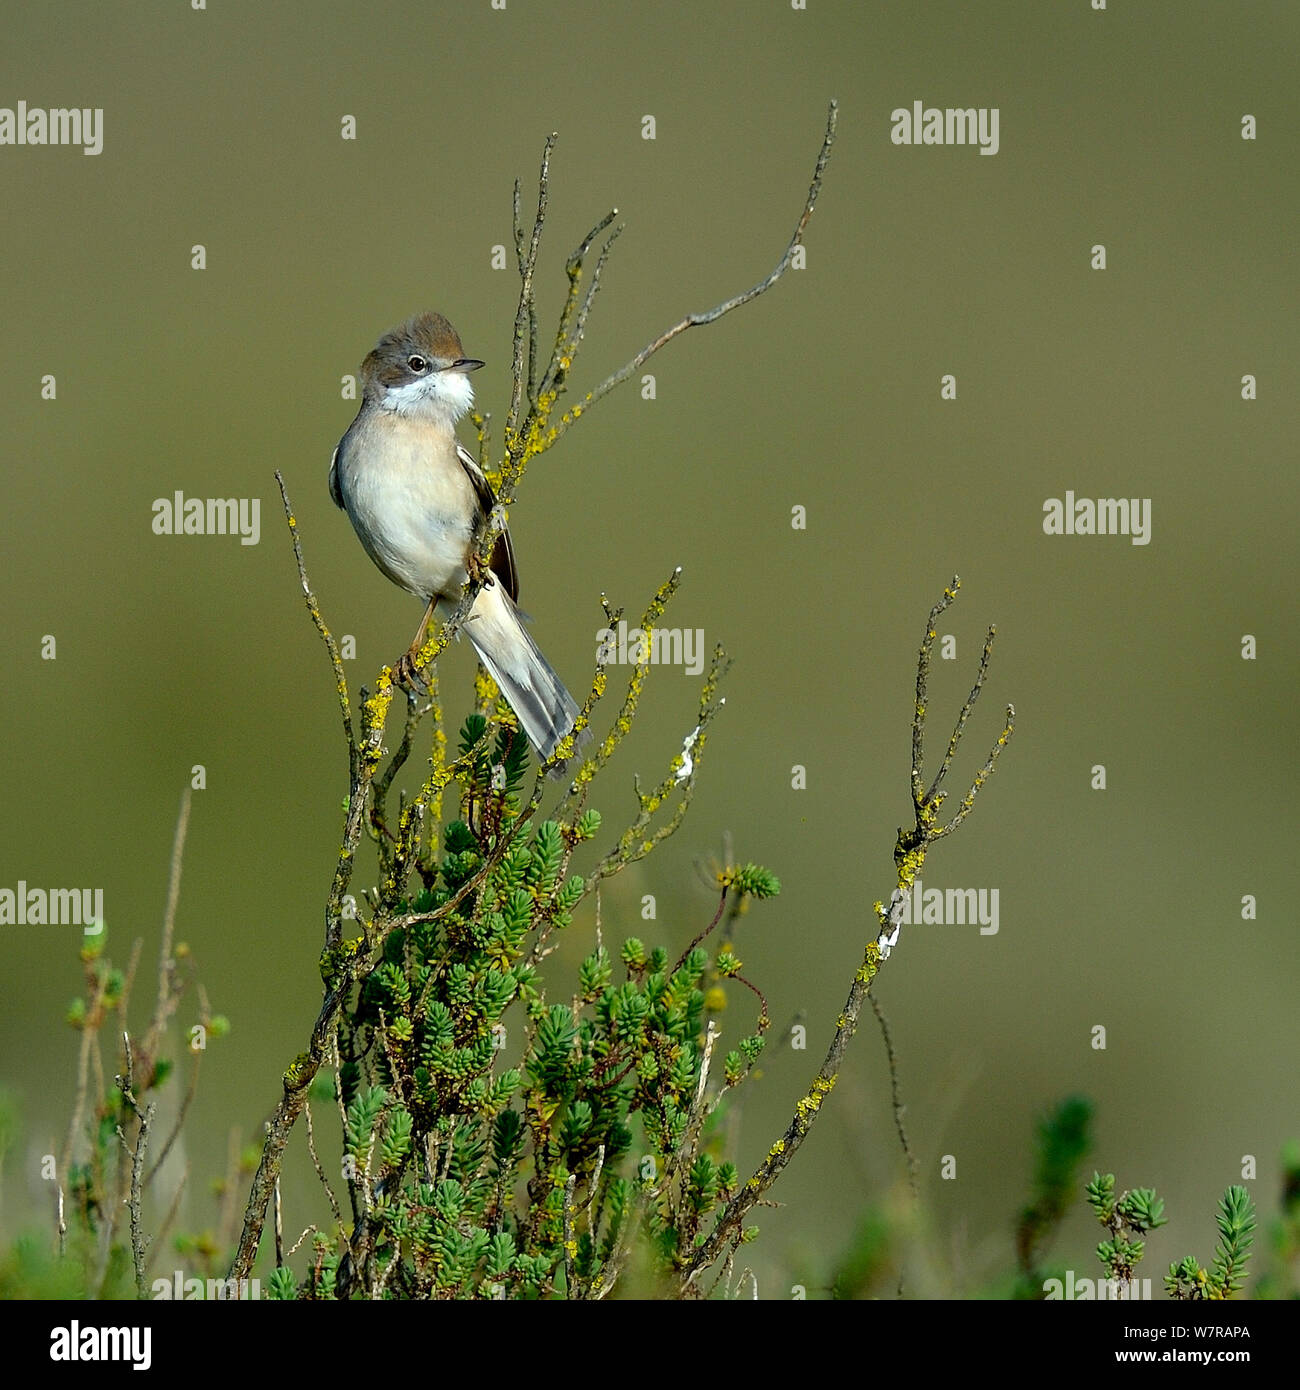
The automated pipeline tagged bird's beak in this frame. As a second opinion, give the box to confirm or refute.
[449,358,485,373]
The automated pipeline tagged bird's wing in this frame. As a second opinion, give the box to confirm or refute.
[456,441,518,601]
[328,442,344,508]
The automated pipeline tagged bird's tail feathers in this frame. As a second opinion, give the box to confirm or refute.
[466,584,587,774]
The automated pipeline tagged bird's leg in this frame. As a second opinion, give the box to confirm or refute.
[394,596,437,692]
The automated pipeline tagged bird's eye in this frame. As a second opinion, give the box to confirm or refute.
[407,355,429,373]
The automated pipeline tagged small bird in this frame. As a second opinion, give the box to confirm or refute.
[329,311,583,764]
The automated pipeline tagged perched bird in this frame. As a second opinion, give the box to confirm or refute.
[329,311,582,764]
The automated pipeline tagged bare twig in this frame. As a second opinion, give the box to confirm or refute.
[59,971,106,1187]
[304,1102,342,1225]
[144,980,210,1186]
[144,786,191,1055]
[121,1104,154,1300]
[680,579,1013,1289]
[869,991,918,1201]
[146,1163,189,1276]
[114,1038,154,1299]
[537,210,621,406]
[660,1022,720,1204]
[274,1176,284,1268]
[286,1224,317,1259]
[275,470,356,778]
[475,101,838,644]
[543,100,837,450]
[680,942,868,1290]
[895,576,1015,888]
[507,133,556,435]
[674,889,728,973]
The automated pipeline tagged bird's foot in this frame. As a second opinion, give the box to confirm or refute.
[466,546,495,589]
[394,650,430,694]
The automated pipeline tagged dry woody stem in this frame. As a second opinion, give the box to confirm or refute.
[681,577,1013,1288]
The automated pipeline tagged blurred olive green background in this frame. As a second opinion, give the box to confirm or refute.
[2,1,1297,1297]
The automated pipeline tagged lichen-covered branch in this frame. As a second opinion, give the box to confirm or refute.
[437,99,840,687]
[276,471,356,781]
[681,579,1013,1289]
[552,100,837,445]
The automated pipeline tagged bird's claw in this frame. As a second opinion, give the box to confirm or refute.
[466,547,494,589]
[394,651,430,694]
